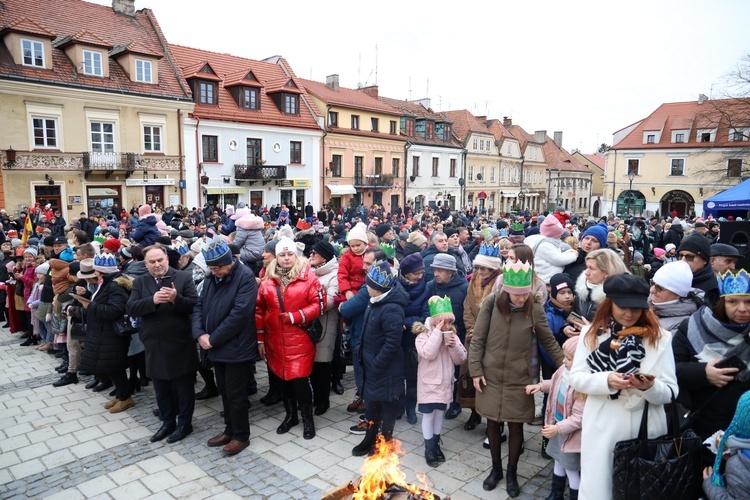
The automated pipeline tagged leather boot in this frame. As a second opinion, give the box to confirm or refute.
[424,436,440,467]
[20,334,39,346]
[569,488,578,500]
[506,464,520,497]
[541,436,551,459]
[482,460,504,491]
[434,434,445,463]
[545,474,566,500]
[352,422,378,456]
[276,397,298,434]
[56,360,69,374]
[300,405,315,440]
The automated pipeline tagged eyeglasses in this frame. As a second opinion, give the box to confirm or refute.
[649,280,665,293]
[208,264,228,273]
[474,265,488,272]
[678,253,697,262]
[309,250,317,256]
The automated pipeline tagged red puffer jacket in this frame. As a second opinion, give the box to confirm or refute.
[256,264,325,380]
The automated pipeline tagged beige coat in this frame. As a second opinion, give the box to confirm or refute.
[468,298,564,423]
[312,257,340,363]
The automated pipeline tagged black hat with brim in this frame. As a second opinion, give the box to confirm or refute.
[603,274,650,309]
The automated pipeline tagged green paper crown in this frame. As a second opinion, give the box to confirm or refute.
[332,242,344,257]
[428,295,453,317]
[502,260,533,289]
[380,242,395,258]
[511,222,524,232]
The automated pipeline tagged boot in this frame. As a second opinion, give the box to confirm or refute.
[352,422,378,456]
[52,372,78,387]
[424,436,440,467]
[20,334,39,346]
[569,488,578,500]
[541,436,551,459]
[276,397,299,434]
[434,434,445,463]
[506,464,520,497]
[482,460,504,491]
[55,361,69,374]
[545,474,566,500]
[300,405,315,440]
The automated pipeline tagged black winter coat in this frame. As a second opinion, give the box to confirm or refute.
[661,225,684,248]
[358,283,409,403]
[127,269,199,380]
[78,273,131,374]
[192,259,259,364]
[691,264,719,307]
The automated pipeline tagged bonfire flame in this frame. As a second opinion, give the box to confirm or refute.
[352,435,435,500]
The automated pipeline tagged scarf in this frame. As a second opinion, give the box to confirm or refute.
[276,266,293,287]
[481,268,500,289]
[550,296,572,314]
[587,320,647,378]
[687,306,750,382]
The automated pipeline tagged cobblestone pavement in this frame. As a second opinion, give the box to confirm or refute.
[0,326,556,499]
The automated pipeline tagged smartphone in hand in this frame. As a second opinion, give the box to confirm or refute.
[716,355,747,372]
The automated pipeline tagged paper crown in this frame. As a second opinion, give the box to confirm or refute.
[296,219,311,230]
[332,242,344,257]
[201,233,230,265]
[94,233,106,244]
[171,240,189,256]
[502,260,533,294]
[428,296,454,318]
[717,269,750,297]
[478,242,500,258]
[365,261,397,292]
[379,242,395,258]
[511,222,524,233]
[93,253,118,269]
[480,229,492,241]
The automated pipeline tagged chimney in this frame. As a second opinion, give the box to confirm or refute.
[112,0,135,16]
[534,130,547,143]
[475,116,487,124]
[698,93,708,104]
[410,98,431,109]
[503,116,512,127]
[553,131,563,148]
[359,85,378,99]
[326,74,340,91]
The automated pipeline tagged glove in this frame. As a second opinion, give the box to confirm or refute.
[45,313,52,322]
[280,312,292,324]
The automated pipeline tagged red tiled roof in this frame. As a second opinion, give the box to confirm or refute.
[506,124,540,152]
[265,77,302,95]
[443,109,493,142]
[223,69,261,88]
[612,98,750,149]
[0,0,190,100]
[581,153,605,170]
[299,78,401,116]
[109,41,163,59]
[485,118,516,141]
[543,136,590,173]
[377,96,462,148]
[54,30,113,49]
[169,44,321,130]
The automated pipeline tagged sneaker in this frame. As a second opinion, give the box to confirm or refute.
[349,421,369,435]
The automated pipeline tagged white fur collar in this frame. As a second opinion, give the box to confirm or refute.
[575,272,606,303]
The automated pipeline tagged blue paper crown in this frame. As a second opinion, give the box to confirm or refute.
[366,261,397,290]
[717,269,750,297]
[171,241,189,256]
[478,242,500,258]
[94,253,118,268]
[201,234,230,263]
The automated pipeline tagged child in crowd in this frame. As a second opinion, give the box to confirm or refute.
[526,336,584,500]
[629,251,649,280]
[27,264,46,348]
[337,222,369,301]
[413,296,467,467]
[703,390,750,500]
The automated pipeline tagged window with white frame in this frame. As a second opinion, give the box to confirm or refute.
[480,166,486,180]
[490,167,496,182]
[468,165,474,181]
[143,125,162,152]
[90,122,115,152]
[21,39,44,67]
[82,50,103,76]
[32,117,58,148]
[500,168,505,182]
[730,128,749,142]
[135,59,152,83]
[473,138,478,150]
[627,158,639,175]
[670,158,685,176]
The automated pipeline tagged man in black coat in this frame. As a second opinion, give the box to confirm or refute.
[193,234,259,456]
[127,245,199,444]
[677,234,719,306]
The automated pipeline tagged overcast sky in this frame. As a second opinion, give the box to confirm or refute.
[95,0,750,153]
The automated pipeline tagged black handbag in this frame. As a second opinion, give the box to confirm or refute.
[70,322,87,341]
[612,391,703,500]
[113,315,138,338]
[275,284,324,344]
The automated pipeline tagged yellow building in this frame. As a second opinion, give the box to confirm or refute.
[606,97,750,218]
[0,0,192,221]
[572,151,605,217]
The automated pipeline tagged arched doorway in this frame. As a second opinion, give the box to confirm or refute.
[592,199,600,218]
[660,190,695,218]
[616,190,646,216]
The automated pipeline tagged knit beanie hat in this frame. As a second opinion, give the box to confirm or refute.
[375,224,392,239]
[580,224,608,249]
[201,233,233,266]
[93,253,119,274]
[549,273,574,299]
[652,261,692,298]
[347,222,368,244]
[502,260,533,295]
[400,254,424,275]
[540,216,564,239]
[665,243,676,253]
[444,227,458,238]
[474,243,501,271]
[711,390,750,486]
[103,238,121,254]
[263,240,277,255]
[23,247,38,258]
[35,262,50,276]
[677,234,711,262]
[225,204,235,217]
[633,251,644,262]
[138,204,152,219]
[366,261,397,292]
[432,253,457,272]
[275,237,297,256]
[653,247,666,260]
[428,295,455,323]
[562,335,579,357]
[407,231,427,247]
[312,240,335,262]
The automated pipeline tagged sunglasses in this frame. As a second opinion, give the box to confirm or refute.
[678,253,697,262]
[649,280,665,293]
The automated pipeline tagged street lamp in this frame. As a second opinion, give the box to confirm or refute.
[627,171,635,216]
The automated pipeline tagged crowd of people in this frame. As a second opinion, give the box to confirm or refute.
[5,199,750,499]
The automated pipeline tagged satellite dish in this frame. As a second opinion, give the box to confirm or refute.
[458,177,465,186]
[476,173,483,181]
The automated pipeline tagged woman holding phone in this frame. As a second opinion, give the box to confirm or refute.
[569,273,678,499]
[672,269,750,445]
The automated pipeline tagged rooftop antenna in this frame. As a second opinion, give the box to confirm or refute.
[408,76,412,100]
[710,83,715,100]
[437,95,442,111]
[426,77,429,98]
[485,100,489,115]
[375,44,378,85]
[358,52,361,87]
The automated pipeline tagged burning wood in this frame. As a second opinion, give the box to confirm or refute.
[322,436,448,500]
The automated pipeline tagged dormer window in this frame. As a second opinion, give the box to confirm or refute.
[82,50,103,76]
[283,94,298,114]
[197,81,217,105]
[21,39,45,67]
[135,59,152,83]
[242,88,258,109]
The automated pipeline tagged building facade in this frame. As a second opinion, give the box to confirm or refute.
[572,152,605,217]
[0,0,193,220]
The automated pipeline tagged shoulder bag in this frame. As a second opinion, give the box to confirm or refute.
[113,314,139,338]
[458,294,496,402]
[275,284,323,344]
[612,389,702,500]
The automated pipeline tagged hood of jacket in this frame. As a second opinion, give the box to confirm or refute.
[235,213,264,231]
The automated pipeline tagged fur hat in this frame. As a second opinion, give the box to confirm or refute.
[540,216,564,239]
[400,254,424,275]
[652,261,692,298]
[407,231,427,247]
[365,261,397,292]
[347,222,368,244]
[678,234,711,262]
[138,204,152,219]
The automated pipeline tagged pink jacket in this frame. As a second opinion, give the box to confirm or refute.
[415,326,467,405]
[540,366,584,453]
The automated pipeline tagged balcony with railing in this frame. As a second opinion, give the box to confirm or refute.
[82,152,140,178]
[354,174,394,188]
[234,164,287,183]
